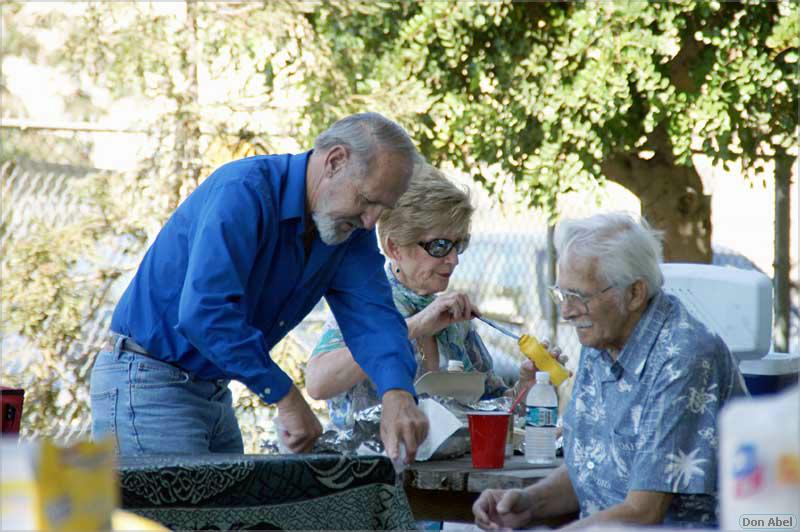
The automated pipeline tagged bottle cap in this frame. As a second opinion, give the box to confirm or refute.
[447,360,464,372]
[535,371,551,384]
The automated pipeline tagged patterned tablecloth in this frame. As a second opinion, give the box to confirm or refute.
[118,453,416,530]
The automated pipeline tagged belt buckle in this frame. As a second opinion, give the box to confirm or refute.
[106,334,129,355]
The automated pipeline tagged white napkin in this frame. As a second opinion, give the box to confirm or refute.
[415,397,464,461]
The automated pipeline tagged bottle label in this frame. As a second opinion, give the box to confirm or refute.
[526,406,557,427]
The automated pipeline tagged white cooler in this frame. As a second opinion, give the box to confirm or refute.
[739,351,800,396]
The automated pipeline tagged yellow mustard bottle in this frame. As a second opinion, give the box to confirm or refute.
[518,334,570,387]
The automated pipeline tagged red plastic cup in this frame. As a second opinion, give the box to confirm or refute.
[467,412,511,469]
[0,386,25,438]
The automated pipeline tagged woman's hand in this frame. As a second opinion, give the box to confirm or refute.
[406,292,475,339]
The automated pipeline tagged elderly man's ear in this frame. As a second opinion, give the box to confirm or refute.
[324,145,349,177]
[626,279,649,312]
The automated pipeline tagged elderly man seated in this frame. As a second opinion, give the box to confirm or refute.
[473,212,747,530]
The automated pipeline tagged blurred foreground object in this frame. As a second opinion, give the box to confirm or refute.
[719,386,800,529]
[111,510,167,531]
[1,437,117,531]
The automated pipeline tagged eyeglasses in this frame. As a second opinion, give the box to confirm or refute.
[548,284,616,314]
[417,237,470,258]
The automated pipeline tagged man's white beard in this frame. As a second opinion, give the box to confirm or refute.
[313,211,358,245]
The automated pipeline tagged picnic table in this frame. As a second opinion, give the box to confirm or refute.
[117,452,575,528]
[404,455,575,525]
[118,453,415,530]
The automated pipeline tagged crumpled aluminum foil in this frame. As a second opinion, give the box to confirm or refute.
[312,404,386,455]
[261,394,522,458]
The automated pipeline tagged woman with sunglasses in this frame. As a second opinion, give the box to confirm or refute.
[306,164,538,430]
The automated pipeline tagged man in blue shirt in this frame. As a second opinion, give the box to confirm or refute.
[473,212,746,529]
[90,112,429,461]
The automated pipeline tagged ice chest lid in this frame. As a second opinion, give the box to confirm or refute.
[414,371,486,403]
[739,351,800,376]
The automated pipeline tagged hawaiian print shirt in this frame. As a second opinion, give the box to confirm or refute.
[310,264,508,430]
[563,291,747,528]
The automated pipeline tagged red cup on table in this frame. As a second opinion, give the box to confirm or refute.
[467,412,511,469]
[0,386,25,438]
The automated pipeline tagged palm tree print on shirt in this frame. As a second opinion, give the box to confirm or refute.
[665,448,707,491]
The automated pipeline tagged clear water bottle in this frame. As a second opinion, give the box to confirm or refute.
[525,371,558,464]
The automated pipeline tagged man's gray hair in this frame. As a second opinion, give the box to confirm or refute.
[554,211,665,298]
[314,112,419,178]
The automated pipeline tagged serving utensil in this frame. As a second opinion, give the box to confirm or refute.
[475,315,520,341]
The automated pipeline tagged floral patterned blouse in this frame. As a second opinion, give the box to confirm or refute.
[310,264,508,430]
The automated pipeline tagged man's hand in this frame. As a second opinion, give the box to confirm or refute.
[473,488,535,530]
[519,339,570,385]
[380,389,429,463]
[276,384,323,453]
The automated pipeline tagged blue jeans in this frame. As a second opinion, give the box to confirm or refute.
[90,337,243,455]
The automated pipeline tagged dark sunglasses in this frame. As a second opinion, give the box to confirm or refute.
[417,237,470,258]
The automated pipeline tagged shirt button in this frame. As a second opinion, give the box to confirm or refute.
[587,461,595,470]
[278,321,285,327]
[263,387,271,396]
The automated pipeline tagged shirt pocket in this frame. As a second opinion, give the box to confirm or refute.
[610,429,640,481]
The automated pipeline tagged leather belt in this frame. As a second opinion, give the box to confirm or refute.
[105,334,150,356]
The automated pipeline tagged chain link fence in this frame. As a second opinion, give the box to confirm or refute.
[0,125,296,451]
[3,122,795,451]
[2,156,116,444]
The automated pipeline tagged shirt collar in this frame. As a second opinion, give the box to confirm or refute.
[614,290,672,380]
[583,290,672,381]
[279,150,312,224]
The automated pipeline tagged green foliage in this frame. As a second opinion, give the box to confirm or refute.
[0,2,41,62]
[1,163,145,440]
[0,129,93,167]
[1,2,324,446]
[3,0,796,444]
[299,1,798,206]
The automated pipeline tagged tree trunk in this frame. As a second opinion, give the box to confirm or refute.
[773,149,792,352]
[600,125,712,263]
[169,0,202,210]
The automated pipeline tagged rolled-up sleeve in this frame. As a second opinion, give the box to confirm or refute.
[325,230,417,398]
[176,180,293,404]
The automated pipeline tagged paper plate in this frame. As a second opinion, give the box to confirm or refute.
[414,371,487,403]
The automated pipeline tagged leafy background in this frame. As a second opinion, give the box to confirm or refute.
[1,1,797,451]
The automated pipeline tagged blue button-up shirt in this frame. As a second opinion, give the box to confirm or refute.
[563,292,747,528]
[110,151,416,404]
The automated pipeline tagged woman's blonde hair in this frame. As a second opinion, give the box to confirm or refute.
[378,164,474,249]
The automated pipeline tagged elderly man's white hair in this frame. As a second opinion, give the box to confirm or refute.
[554,212,665,300]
